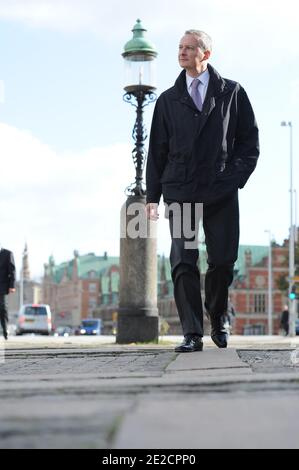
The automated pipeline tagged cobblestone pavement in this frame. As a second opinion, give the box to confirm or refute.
[0,339,299,449]
[0,348,175,449]
[238,349,299,373]
[0,349,175,376]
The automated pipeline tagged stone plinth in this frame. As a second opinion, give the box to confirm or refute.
[117,195,159,343]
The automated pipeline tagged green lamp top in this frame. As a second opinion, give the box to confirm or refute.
[123,19,157,58]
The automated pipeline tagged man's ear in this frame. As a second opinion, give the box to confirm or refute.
[202,50,211,61]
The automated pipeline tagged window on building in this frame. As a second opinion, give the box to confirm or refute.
[88,298,97,309]
[243,324,265,335]
[88,270,97,279]
[101,294,109,305]
[89,283,97,293]
[254,294,266,313]
[111,292,118,305]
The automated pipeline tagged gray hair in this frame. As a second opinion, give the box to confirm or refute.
[184,30,212,52]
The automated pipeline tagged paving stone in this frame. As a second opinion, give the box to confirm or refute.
[1,338,299,449]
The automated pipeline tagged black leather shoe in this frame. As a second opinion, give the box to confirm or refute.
[3,331,8,340]
[210,315,229,349]
[211,332,228,348]
[175,335,203,353]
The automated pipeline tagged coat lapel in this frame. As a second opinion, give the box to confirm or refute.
[195,78,216,137]
[174,70,199,111]
[179,92,198,111]
[172,65,234,139]
[194,64,233,138]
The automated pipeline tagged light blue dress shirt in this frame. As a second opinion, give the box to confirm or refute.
[186,68,210,104]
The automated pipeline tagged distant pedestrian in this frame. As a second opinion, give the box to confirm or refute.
[0,245,16,340]
[280,305,289,336]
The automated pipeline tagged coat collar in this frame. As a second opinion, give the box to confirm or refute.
[173,63,233,101]
[172,64,235,138]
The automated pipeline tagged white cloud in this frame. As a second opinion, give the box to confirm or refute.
[0,122,141,278]
[0,0,298,45]
[0,0,298,73]
[0,0,94,32]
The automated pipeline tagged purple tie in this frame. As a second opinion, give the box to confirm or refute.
[190,78,203,111]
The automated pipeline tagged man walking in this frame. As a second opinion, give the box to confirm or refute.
[0,246,16,340]
[146,30,259,352]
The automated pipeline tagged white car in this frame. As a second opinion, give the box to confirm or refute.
[53,326,72,337]
[16,304,52,336]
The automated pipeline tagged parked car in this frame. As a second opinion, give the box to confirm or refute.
[80,319,102,335]
[16,304,52,335]
[53,326,73,337]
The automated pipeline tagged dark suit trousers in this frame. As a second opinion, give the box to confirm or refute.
[0,294,8,335]
[167,191,239,336]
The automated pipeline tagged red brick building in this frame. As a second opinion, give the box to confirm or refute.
[158,242,291,335]
[42,239,294,335]
[42,251,119,328]
[230,244,289,335]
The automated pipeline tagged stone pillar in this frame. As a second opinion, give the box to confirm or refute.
[117,195,159,343]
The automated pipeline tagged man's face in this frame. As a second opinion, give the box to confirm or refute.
[178,34,206,71]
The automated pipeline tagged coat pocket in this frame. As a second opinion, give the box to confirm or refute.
[160,153,187,184]
[214,160,235,180]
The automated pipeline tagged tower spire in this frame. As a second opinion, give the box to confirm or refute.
[22,242,31,281]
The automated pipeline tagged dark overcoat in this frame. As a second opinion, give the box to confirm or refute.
[146,64,259,204]
[0,249,16,295]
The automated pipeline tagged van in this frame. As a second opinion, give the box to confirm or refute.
[80,318,102,335]
[16,304,52,335]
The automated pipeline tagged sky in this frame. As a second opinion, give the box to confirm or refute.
[0,0,299,279]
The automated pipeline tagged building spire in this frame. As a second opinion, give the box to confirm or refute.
[22,242,31,281]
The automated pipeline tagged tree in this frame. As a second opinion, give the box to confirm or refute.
[277,232,299,294]
[277,274,289,294]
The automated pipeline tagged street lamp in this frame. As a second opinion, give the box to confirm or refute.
[264,230,273,335]
[281,120,296,336]
[122,18,157,196]
[117,20,159,344]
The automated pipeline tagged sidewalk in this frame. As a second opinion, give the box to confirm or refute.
[114,348,299,449]
[0,335,299,449]
[2,334,299,350]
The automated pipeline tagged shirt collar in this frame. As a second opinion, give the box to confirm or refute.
[186,68,210,89]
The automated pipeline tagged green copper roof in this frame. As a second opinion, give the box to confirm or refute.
[49,253,120,284]
[199,244,268,277]
[123,19,157,59]
[78,254,119,279]
[234,245,268,276]
[48,245,269,287]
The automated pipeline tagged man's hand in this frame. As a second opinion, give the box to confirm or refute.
[9,288,16,294]
[146,203,159,221]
